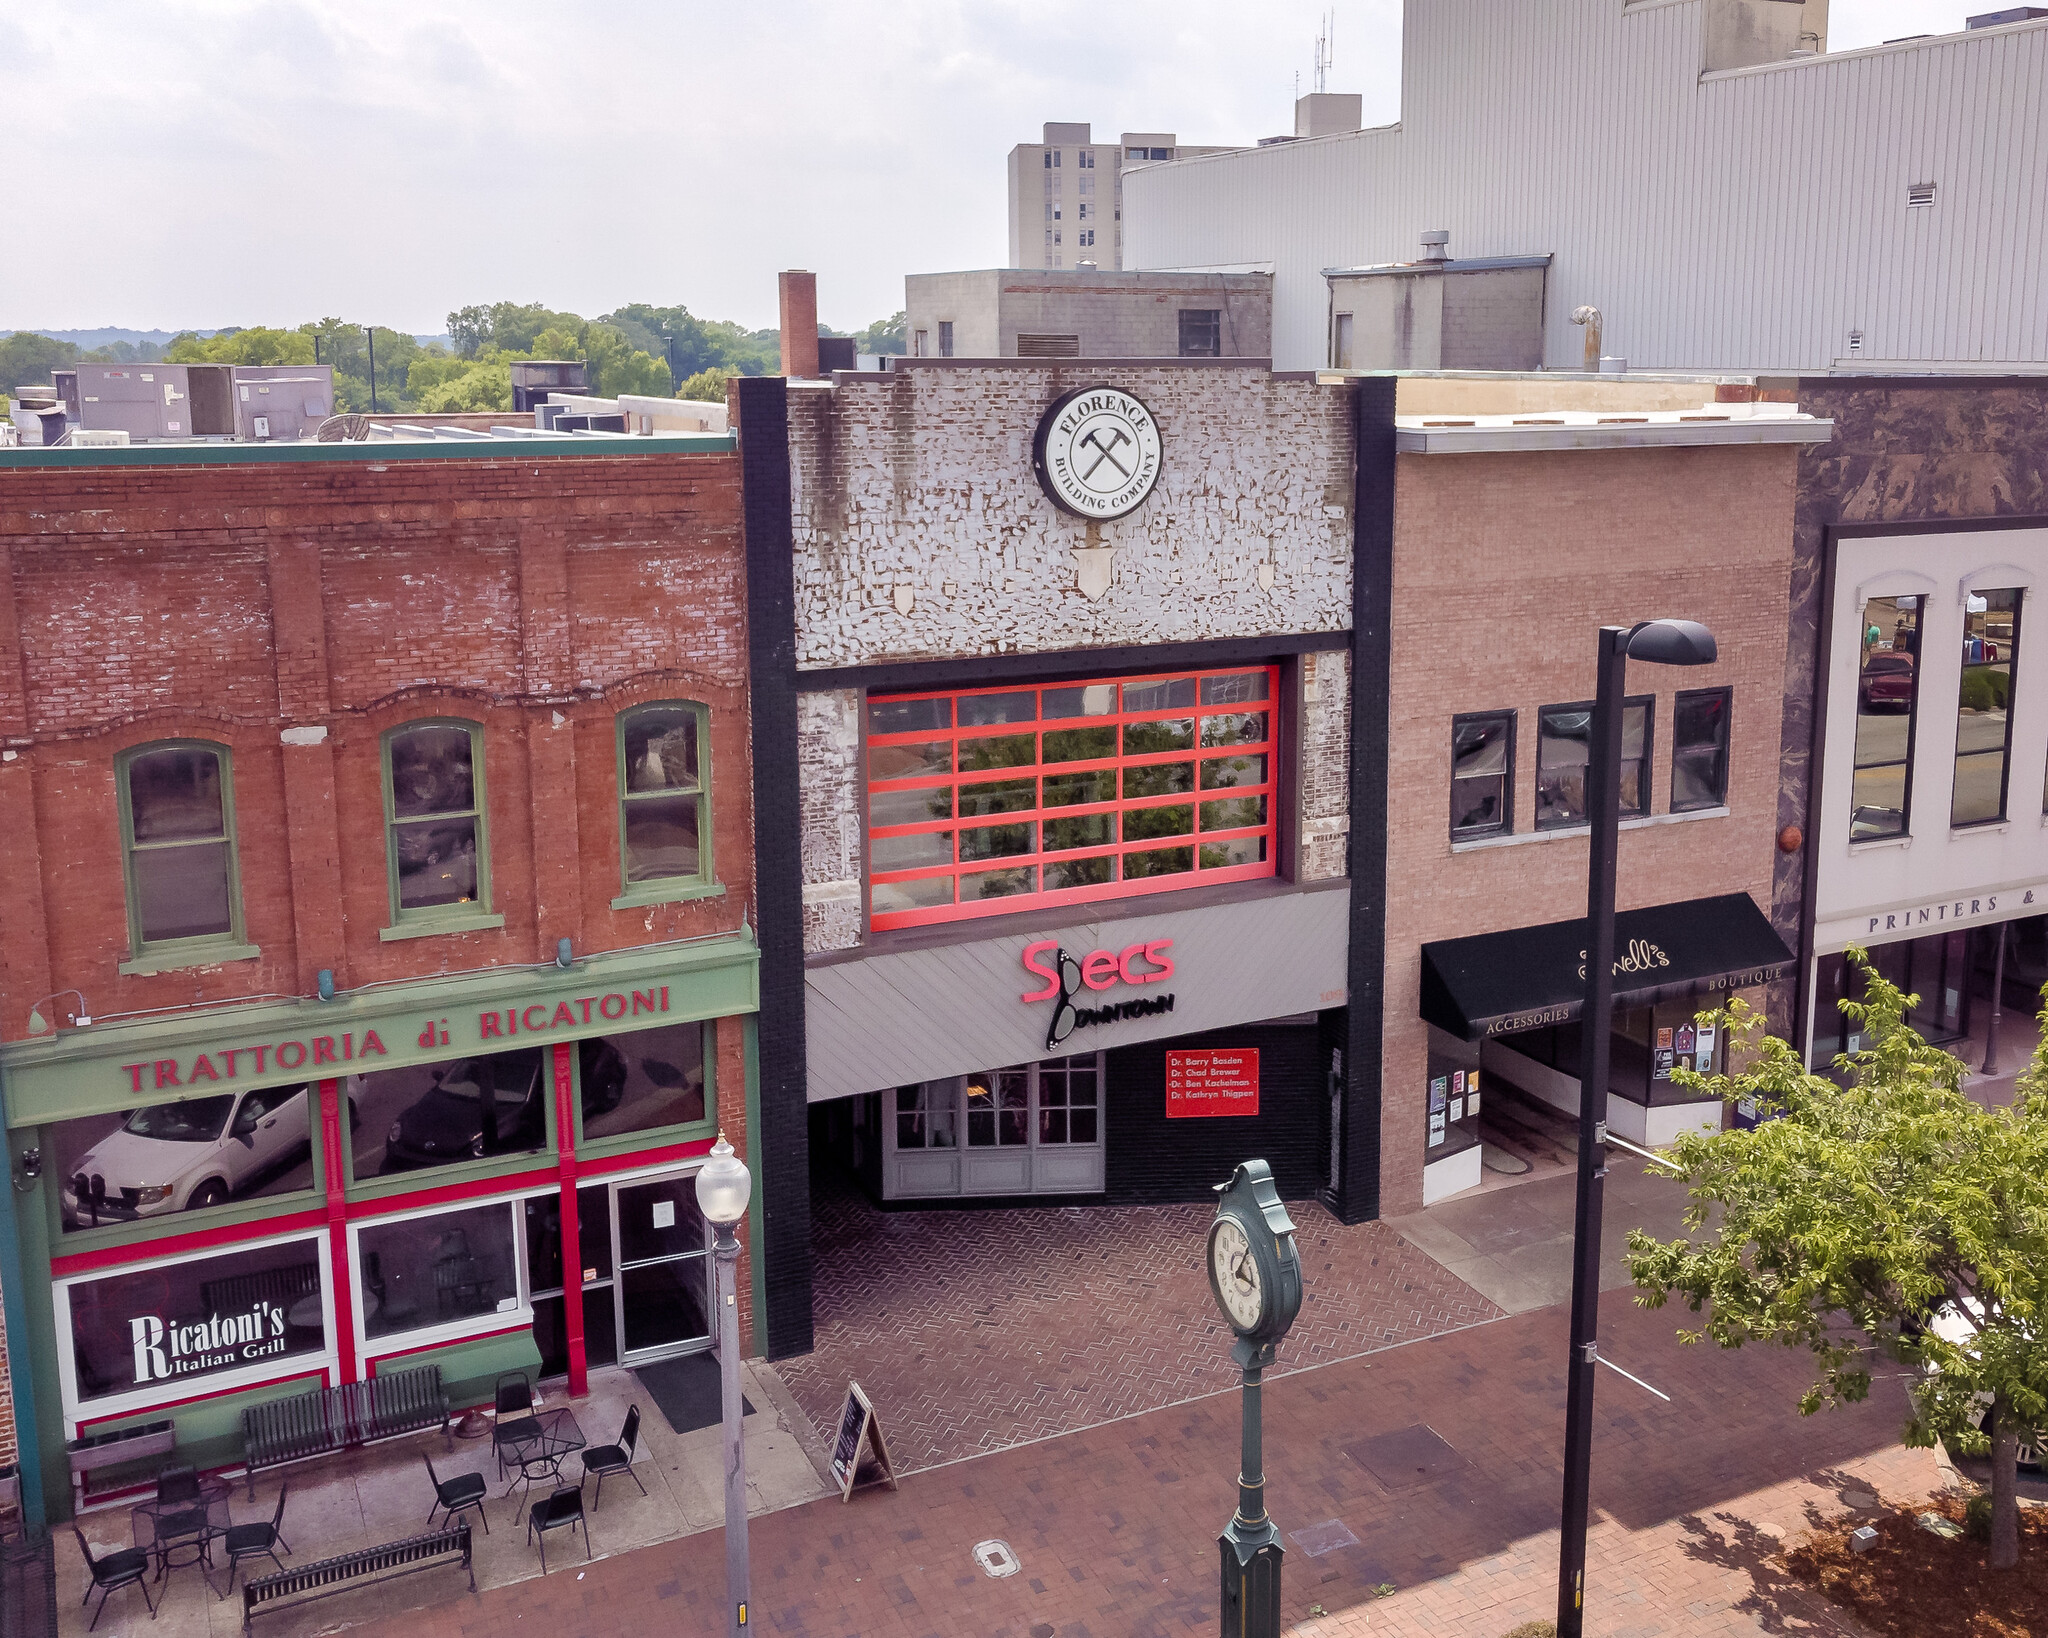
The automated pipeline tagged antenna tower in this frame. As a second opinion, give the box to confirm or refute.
[1314,10,1334,94]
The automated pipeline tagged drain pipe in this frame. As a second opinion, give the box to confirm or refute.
[1571,306,1602,373]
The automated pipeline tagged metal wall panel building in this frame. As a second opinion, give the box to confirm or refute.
[1124,0,2048,374]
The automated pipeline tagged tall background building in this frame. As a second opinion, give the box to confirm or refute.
[1007,123,1238,270]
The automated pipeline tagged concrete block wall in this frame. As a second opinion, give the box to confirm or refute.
[798,688,863,954]
[1378,442,1799,1214]
[787,364,1354,669]
[1300,648,1352,881]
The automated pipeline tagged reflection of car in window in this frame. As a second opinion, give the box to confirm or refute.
[376,1040,627,1171]
[1858,651,1915,708]
[65,1084,312,1228]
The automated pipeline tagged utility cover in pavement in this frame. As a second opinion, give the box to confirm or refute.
[1288,1520,1361,1557]
[973,1539,1020,1578]
[1345,1424,1468,1492]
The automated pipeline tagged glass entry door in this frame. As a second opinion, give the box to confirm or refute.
[527,1169,712,1378]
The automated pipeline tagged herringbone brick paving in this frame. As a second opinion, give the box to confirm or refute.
[773,1174,1506,1472]
[361,1297,1940,1638]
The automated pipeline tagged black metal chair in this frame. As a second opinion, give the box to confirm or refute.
[72,1527,156,1631]
[423,1451,490,1534]
[581,1406,646,1507]
[525,1484,589,1573]
[217,1482,291,1595]
[155,1465,200,1504]
[493,1371,537,1478]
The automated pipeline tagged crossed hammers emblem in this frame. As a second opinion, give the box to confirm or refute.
[1076,424,1134,485]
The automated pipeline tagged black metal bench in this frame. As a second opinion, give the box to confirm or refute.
[241,1523,472,1632]
[240,1365,450,1498]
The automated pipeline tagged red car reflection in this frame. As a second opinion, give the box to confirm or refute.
[1860,652,1915,709]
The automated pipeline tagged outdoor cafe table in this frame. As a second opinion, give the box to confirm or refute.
[499,1407,585,1517]
[132,1474,232,1590]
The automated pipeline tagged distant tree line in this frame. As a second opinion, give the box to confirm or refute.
[3,300,909,419]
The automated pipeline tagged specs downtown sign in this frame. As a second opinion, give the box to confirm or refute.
[1021,937,1176,1051]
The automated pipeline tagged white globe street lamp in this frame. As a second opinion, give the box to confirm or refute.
[696,1133,752,1636]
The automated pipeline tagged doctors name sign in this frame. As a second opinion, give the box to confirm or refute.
[1165,1049,1260,1118]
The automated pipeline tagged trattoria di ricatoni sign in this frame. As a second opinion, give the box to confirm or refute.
[114,986,678,1095]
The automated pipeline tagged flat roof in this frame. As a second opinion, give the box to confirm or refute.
[0,431,734,469]
[1393,403,1833,453]
[1323,255,1553,277]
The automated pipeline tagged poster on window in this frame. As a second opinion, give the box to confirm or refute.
[65,1238,326,1404]
[1164,1049,1260,1117]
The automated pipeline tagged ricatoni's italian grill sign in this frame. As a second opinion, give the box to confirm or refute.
[131,1301,289,1386]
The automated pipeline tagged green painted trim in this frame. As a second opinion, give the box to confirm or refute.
[119,942,261,976]
[377,915,504,942]
[380,1328,541,1411]
[2,932,758,1127]
[0,1139,47,1528]
[743,1013,767,1360]
[381,718,493,930]
[343,1144,554,1204]
[114,739,250,964]
[572,1016,717,1160]
[616,700,716,900]
[0,433,736,469]
[610,881,726,912]
[14,1158,71,1522]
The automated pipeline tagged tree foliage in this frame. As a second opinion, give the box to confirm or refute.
[678,365,738,402]
[0,331,79,394]
[855,310,908,355]
[166,328,316,366]
[1628,956,2048,1569]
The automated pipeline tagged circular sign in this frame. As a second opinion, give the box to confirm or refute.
[1031,386,1163,520]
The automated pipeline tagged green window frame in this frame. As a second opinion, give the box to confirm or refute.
[380,718,502,939]
[613,701,718,908]
[115,739,259,974]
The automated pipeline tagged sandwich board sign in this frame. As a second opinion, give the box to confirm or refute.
[829,1381,898,1501]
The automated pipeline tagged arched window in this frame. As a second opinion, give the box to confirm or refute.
[116,740,248,966]
[616,702,712,902]
[381,719,497,934]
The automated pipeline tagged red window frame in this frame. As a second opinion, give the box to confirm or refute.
[866,664,1280,931]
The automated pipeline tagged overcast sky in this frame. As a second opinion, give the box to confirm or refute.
[0,1,1991,337]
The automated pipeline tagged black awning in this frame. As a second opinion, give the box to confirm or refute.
[1419,892,1794,1040]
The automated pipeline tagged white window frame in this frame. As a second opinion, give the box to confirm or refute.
[53,1228,336,1433]
[350,1192,533,1366]
[881,1053,1105,1198]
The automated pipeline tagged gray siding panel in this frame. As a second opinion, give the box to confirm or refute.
[1126,0,2048,372]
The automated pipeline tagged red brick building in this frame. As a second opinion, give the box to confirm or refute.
[0,437,760,1523]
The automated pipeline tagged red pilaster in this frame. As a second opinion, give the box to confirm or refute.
[318,1078,357,1383]
[552,1043,586,1396]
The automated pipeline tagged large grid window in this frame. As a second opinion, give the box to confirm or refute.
[866,666,1279,930]
[116,740,244,957]
[1954,588,2020,826]
[1852,595,1921,841]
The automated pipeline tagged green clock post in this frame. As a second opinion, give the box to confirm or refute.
[1207,1159,1304,1638]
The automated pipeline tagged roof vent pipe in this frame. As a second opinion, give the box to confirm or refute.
[1418,229,1450,263]
[1571,305,1603,373]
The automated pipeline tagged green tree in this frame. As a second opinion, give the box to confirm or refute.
[580,324,671,397]
[855,311,907,355]
[1628,959,2048,1570]
[678,365,738,402]
[166,327,316,366]
[0,331,79,394]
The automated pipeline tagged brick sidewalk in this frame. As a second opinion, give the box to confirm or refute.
[357,1297,1940,1638]
[775,1177,1504,1472]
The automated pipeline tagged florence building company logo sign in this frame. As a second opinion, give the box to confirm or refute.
[1032,386,1164,521]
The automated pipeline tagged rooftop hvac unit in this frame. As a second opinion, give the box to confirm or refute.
[66,429,132,447]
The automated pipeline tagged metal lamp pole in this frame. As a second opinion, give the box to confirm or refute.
[1556,620,1715,1637]
[696,1134,753,1635]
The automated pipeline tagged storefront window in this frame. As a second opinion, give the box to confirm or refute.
[967,1069,1030,1146]
[617,702,710,894]
[358,1200,520,1341]
[348,1045,549,1181]
[53,1083,317,1234]
[579,1020,708,1143]
[866,666,1278,929]
[382,719,490,924]
[895,1082,957,1149]
[1450,712,1514,838]
[1036,1055,1099,1144]
[65,1236,326,1406]
[1536,699,1649,829]
[1671,688,1731,812]
[1953,588,2020,826]
[1852,595,1920,841]
[117,740,243,955]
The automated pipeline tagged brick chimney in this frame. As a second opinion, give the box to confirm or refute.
[778,271,820,379]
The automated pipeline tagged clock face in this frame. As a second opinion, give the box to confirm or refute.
[1209,1215,1265,1332]
[1032,386,1164,520]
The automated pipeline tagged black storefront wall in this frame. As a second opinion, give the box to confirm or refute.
[1105,1020,1326,1205]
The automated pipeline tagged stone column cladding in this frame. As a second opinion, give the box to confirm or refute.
[1380,443,1800,1216]
[1773,379,2048,1035]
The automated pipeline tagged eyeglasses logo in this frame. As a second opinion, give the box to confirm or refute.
[1021,937,1176,1051]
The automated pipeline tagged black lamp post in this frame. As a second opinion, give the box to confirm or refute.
[1556,618,1716,1637]
[364,326,378,415]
